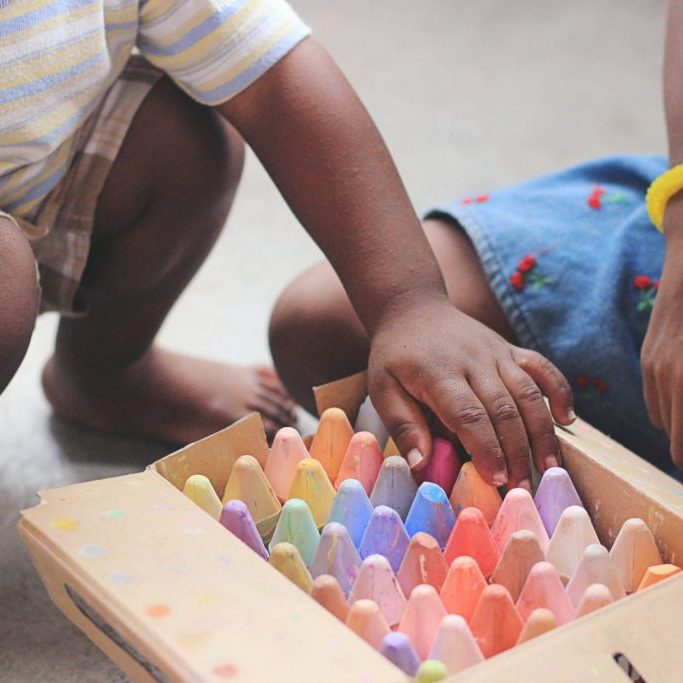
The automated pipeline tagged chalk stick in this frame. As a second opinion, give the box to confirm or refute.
[413,438,461,496]
[398,584,447,660]
[370,455,417,521]
[609,518,663,593]
[443,506,499,577]
[533,467,583,536]
[309,407,354,482]
[309,522,362,595]
[469,584,523,658]
[490,529,545,602]
[349,554,407,628]
[265,427,309,503]
[429,614,484,674]
[491,488,550,554]
[546,506,599,582]
[516,608,557,644]
[268,542,313,592]
[183,474,223,520]
[440,556,487,623]
[345,599,391,650]
[449,462,502,527]
[327,478,374,548]
[354,395,389,448]
[310,574,349,622]
[219,500,269,560]
[269,498,320,566]
[379,632,421,677]
[287,458,336,528]
[335,431,383,494]
[222,455,282,540]
[397,532,449,597]
[359,505,410,572]
[516,561,576,625]
[566,544,626,607]
[405,482,456,549]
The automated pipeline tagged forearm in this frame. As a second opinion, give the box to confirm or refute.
[220,38,448,335]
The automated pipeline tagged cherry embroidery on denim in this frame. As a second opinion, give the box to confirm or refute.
[633,274,659,312]
[587,185,630,210]
[510,254,552,291]
[461,194,490,205]
[575,375,607,407]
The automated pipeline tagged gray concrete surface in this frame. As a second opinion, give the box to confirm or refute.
[0,1,667,680]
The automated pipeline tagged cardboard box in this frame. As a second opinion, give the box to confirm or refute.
[19,371,683,682]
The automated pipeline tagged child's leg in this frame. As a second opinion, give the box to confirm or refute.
[0,221,40,392]
[270,218,517,413]
[42,77,295,442]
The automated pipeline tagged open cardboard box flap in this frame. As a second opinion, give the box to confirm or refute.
[19,372,683,682]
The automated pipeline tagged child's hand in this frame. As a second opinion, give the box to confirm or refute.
[641,196,683,467]
[367,295,575,489]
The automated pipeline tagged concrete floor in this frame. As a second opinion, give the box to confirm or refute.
[0,1,667,680]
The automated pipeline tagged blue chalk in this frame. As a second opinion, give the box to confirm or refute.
[358,505,410,572]
[404,482,455,548]
[327,479,374,548]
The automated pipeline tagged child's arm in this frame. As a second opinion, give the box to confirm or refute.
[641,0,683,467]
[219,38,574,487]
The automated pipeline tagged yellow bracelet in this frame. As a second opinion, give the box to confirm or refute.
[646,163,683,232]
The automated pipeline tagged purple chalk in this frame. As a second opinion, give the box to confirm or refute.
[309,522,362,595]
[534,467,584,536]
[219,500,269,560]
[380,632,421,676]
[359,505,410,572]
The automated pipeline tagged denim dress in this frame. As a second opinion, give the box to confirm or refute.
[426,155,676,475]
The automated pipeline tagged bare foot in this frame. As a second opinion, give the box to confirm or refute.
[42,347,297,443]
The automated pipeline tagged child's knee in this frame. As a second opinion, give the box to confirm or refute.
[0,222,39,392]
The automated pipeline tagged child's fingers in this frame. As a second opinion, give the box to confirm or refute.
[424,378,508,487]
[369,373,433,471]
[511,348,575,425]
[499,360,561,477]
[467,374,533,490]
[670,391,683,468]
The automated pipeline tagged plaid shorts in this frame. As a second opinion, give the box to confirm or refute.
[18,57,163,316]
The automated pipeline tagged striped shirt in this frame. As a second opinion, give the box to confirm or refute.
[0,0,309,224]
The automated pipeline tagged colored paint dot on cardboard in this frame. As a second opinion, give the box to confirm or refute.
[79,544,106,558]
[145,604,171,618]
[213,664,238,678]
[199,594,218,605]
[184,527,205,536]
[110,571,134,585]
[103,509,127,519]
[51,517,78,531]
[216,555,232,565]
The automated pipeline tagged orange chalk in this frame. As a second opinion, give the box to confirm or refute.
[310,574,349,622]
[516,608,557,644]
[349,554,407,628]
[345,599,391,650]
[384,436,400,457]
[609,518,663,593]
[575,583,613,617]
[443,507,499,577]
[637,563,682,590]
[334,431,383,494]
[397,584,448,660]
[490,530,545,602]
[287,458,336,528]
[546,506,599,582]
[491,488,550,554]
[397,532,449,597]
[515,561,575,625]
[264,427,309,503]
[222,455,282,540]
[449,462,502,526]
[309,407,354,481]
[566,544,626,606]
[440,556,487,623]
[470,584,523,658]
